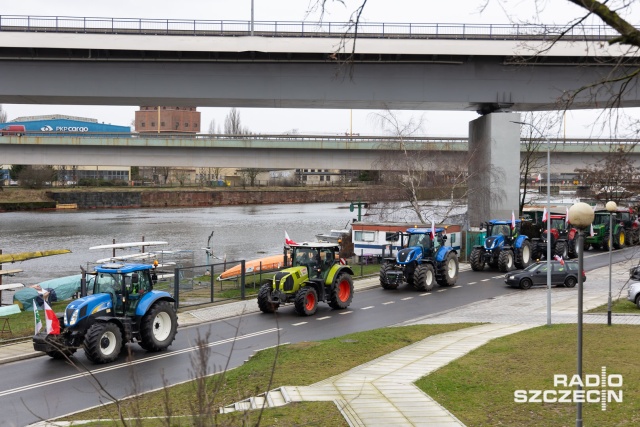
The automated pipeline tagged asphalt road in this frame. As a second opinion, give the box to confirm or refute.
[0,248,629,427]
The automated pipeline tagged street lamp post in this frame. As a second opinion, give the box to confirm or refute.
[606,201,617,326]
[513,120,552,326]
[568,202,595,427]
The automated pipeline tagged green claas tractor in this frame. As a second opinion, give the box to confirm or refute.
[257,242,354,316]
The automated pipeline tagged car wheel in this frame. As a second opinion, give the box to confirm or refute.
[636,294,640,310]
[564,276,577,288]
[520,278,532,290]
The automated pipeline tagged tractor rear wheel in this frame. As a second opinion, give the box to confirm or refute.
[84,322,122,364]
[413,264,435,292]
[139,301,178,352]
[515,240,532,269]
[613,229,625,249]
[258,283,279,313]
[379,263,399,290]
[498,250,514,272]
[437,252,458,286]
[469,248,485,271]
[294,286,318,316]
[555,241,569,260]
[329,273,354,309]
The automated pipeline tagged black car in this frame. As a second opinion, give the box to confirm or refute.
[504,260,586,290]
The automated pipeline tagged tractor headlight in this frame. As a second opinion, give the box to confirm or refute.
[68,309,79,326]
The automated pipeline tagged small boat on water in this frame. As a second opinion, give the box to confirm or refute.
[315,229,350,243]
[217,253,290,281]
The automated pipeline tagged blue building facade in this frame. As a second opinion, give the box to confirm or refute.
[0,118,130,134]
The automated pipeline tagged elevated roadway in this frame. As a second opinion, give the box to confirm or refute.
[1,133,637,172]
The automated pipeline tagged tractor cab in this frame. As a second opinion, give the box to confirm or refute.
[290,243,339,281]
[483,220,520,248]
[90,263,155,316]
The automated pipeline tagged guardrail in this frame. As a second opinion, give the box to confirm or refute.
[0,15,621,41]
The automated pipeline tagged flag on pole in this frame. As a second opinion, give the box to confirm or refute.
[553,254,565,266]
[542,207,548,222]
[590,223,595,236]
[565,207,570,225]
[511,211,516,229]
[33,299,42,335]
[536,173,542,182]
[44,300,60,335]
[284,231,297,246]
[431,220,436,239]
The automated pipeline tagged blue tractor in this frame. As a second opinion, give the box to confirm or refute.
[469,219,532,272]
[379,227,459,291]
[33,263,178,364]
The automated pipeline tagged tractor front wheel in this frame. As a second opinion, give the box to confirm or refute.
[437,252,458,286]
[469,248,485,271]
[329,273,354,309]
[413,264,435,292]
[258,283,279,313]
[139,301,178,352]
[555,241,569,260]
[515,240,532,269]
[614,229,625,249]
[498,250,514,272]
[294,286,318,316]
[84,322,123,364]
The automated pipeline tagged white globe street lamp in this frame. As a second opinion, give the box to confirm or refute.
[568,202,594,427]
[606,200,617,326]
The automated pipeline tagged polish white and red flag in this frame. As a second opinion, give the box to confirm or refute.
[511,211,516,229]
[44,300,60,335]
[566,207,570,225]
[590,223,595,236]
[553,254,565,266]
[285,231,297,246]
[431,220,436,239]
[542,207,548,222]
[536,173,542,182]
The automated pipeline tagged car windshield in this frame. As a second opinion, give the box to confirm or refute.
[408,233,431,248]
[550,218,565,230]
[592,214,609,225]
[488,224,511,236]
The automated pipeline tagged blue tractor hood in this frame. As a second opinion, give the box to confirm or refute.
[64,293,113,326]
[396,246,423,264]
[484,235,505,250]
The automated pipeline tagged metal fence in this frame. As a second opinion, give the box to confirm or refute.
[0,15,621,42]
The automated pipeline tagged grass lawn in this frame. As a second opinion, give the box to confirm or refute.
[60,324,473,426]
[418,324,640,427]
[587,298,640,314]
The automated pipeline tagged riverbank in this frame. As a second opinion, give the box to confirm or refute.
[0,186,399,211]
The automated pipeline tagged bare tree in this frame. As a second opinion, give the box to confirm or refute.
[224,108,262,186]
[0,104,7,123]
[17,166,57,189]
[574,146,639,204]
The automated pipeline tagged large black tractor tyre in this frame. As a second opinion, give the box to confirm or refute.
[554,241,569,260]
[294,286,318,316]
[437,252,459,287]
[379,263,399,290]
[413,263,436,292]
[515,240,532,269]
[139,300,178,352]
[613,229,625,250]
[497,250,514,272]
[329,273,354,309]
[568,238,578,259]
[84,322,123,364]
[258,283,279,313]
[469,248,485,271]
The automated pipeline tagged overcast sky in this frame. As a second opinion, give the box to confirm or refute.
[1,0,638,137]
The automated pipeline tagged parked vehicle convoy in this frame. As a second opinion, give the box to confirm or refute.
[504,260,586,289]
[379,227,459,291]
[33,263,178,364]
[470,219,532,272]
[257,242,354,316]
[585,210,627,251]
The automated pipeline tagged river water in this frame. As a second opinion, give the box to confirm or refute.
[1,203,358,284]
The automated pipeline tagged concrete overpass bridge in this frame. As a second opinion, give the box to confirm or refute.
[1,134,637,174]
[1,15,638,223]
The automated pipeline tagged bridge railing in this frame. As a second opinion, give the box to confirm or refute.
[0,15,621,41]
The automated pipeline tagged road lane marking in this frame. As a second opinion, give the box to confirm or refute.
[419,293,430,296]
[437,289,447,292]
[468,282,477,285]
[492,275,504,279]
[292,322,307,326]
[316,316,331,321]
[453,286,462,288]
[401,297,413,300]
[0,328,281,398]
[339,311,353,315]
[361,306,375,310]
[382,301,395,305]
[481,279,491,282]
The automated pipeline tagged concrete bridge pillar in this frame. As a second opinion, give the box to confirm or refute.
[468,112,520,226]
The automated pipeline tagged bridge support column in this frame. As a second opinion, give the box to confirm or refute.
[468,112,520,226]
